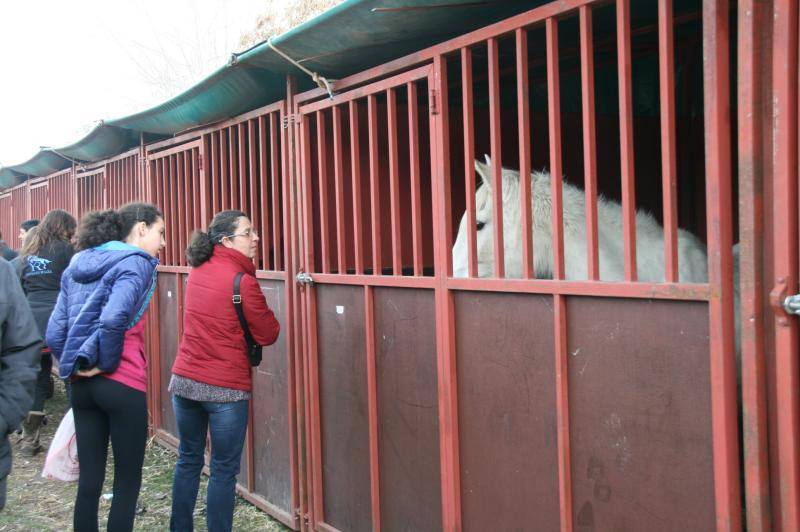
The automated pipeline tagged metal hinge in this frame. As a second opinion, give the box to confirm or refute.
[429,88,439,115]
[784,294,800,316]
[282,114,300,128]
[295,271,314,286]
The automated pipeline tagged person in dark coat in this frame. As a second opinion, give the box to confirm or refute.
[47,203,164,532]
[169,210,280,532]
[0,231,17,261]
[17,209,76,455]
[0,258,42,510]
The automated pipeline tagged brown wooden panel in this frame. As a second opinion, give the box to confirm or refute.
[252,279,292,513]
[454,291,560,531]
[316,285,371,532]
[157,273,179,437]
[566,297,714,531]
[373,288,441,531]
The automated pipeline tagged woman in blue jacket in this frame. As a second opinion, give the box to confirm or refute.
[47,203,165,532]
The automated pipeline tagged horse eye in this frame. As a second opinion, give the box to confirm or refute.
[476,221,485,231]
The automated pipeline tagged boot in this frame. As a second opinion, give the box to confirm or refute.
[20,411,44,456]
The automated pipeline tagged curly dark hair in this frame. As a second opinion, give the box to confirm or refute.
[74,210,124,251]
[185,210,246,267]
[117,202,163,239]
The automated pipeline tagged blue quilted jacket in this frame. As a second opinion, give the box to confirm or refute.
[46,241,158,379]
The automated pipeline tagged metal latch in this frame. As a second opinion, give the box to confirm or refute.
[296,271,314,286]
[784,294,800,316]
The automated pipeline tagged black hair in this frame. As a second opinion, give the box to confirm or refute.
[117,202,163,239]
[185,210,246,267]
[20,219,39,232]
[74,210,123,251]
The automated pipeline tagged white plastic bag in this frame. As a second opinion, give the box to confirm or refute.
[41,408,79,482]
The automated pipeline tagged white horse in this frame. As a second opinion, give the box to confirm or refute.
[452,155,709,283]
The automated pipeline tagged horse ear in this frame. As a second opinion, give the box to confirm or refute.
[475,156,492,189]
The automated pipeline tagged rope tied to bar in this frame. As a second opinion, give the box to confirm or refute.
[267,38,335,100]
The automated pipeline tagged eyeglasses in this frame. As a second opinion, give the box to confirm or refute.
[225,229,258,240]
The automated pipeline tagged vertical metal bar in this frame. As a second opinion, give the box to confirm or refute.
[488,37,505,278]
[169,156,178,266]
[221,130,230,210]
[333,105,347,274]
[516,30,534,280]
[430,57,461,531]
[547,18,566,281]
[772,0,800,529]
[387,88,403,276]
[301,115,316,274]
[554,294,573,531]
[617,0,638,281]
[461,47,479,278]
[368,95,382,275]
[271,112,283,271]
[364,286,381,532]
[408,81,424,277]
[239,122,248,212]
[249,119,259,244]
[704,0,742,529]
[176,153,186,266]
[199,137,210,227]
[580,7,600,281]
[259,116,270,268]
[230,126,239,210]
[659,0,679,282]
[738,0,771,528]
[316,111,331,274]
[350,100,365,275]
[212,131,220,214]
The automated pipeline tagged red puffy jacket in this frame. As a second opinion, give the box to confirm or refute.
[171,246,280,391]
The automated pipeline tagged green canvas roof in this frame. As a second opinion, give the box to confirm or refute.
[0,0,540,188]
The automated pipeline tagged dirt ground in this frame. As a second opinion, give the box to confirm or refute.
[0,381,289,531]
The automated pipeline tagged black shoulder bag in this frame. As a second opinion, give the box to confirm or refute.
[232,272,263,367]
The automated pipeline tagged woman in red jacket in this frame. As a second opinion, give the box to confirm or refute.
[169,210,279,532]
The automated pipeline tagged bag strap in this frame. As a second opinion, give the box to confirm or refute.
[232,272,257,347]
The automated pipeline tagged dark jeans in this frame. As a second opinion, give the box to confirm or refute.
[31,352,52,412]
[71,377,147,532]
[170,395,249,532]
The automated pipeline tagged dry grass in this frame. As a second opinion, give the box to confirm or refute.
[0,381,289,531]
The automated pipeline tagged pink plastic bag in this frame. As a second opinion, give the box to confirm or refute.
[41,408,79,482]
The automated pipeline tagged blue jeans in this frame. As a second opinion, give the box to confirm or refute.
[170,395,249,532]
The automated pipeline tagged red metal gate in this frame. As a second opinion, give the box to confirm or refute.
[28,179,48,219]
[75,166,105,218]
[0,192,13,246]
[47,168,75,214]
[106,149,145,209]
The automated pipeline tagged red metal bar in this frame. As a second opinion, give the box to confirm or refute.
[211,132,221,214]
[239,122,248,211]
[248,119,258,232]
[350,101,365,275]
[310,273,438,290]
[580,7,600,281]
[554,294,573,531]
[407,81,424,277]
[737,0,771,528]
[176,153,186,266]
[368,95,382,275]
[199,139,210,226]
[516,29,534,280]
[617,0,638,281]
[546,18,566,281]
[316,111,331,274]
[270,112,283,271]
[387,88,403,275]
[301,115,316,276]
[703,0,742,529]
[659,0,679,282]
[332,105,347,274]
[364,286,381,532]
[220,130,230,210]
[230,126,239,210]
[193,148,202,231]
[771,0,800,529]
[430,56,461,531]
[487,37,505,278]
[259,116,270,268]
[169,155,178,266]
[461,47,479,278]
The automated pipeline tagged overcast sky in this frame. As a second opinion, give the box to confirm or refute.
[0,0,270,167]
